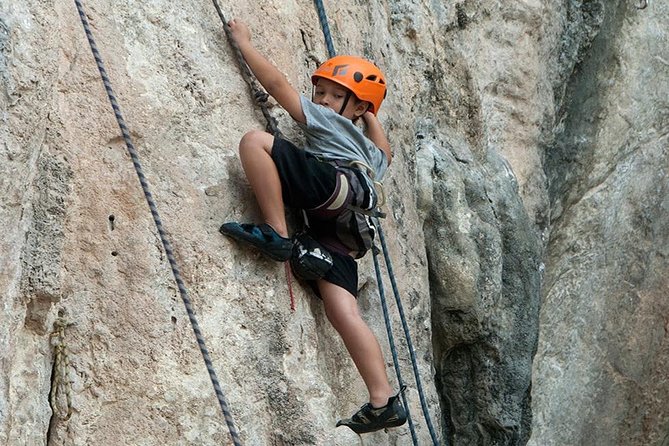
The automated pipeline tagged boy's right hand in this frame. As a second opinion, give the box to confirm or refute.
[228,19,251,46]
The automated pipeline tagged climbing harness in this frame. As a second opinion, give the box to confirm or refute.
[73,1,242,444]
[50,314,74,421]
[311,1,443,445]
[347,159,386,209]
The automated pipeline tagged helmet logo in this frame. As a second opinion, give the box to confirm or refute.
[332,64,349,76]
[313,56,386,115]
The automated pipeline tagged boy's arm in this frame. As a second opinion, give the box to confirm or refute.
[362,112,392,165]
[228,19,306,124]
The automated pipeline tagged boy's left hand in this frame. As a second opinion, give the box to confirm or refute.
[361,111,377,126]
[361,111,392,163]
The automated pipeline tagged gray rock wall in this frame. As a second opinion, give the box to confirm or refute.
[1,1,667,445]
[532,1,669,445]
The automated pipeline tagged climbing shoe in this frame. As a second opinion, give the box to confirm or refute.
[336,392,407,434]
[219,222,292,262]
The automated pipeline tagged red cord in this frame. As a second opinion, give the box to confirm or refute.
[285,262,296,311]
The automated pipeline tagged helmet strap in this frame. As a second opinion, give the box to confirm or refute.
[311,85,353,117]
[338,91,352,116]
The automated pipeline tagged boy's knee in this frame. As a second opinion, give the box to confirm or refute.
[239,130,274,155]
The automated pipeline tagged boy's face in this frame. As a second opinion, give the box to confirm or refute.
[313,78,369,120]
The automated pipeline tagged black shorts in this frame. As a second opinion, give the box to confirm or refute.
[271,137,358,297]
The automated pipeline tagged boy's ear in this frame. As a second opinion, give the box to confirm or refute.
[353,100,370,118]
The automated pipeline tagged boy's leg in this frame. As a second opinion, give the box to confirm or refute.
[238,130,287,237]
[317,279,394,408]
[220,130,292,261]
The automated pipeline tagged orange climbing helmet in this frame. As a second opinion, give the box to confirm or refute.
[311,55,387,115]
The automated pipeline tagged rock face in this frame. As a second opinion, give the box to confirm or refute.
[531,1,669,445]
[1,1,667,446]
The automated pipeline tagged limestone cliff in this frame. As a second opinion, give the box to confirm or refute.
[1,1,667,445]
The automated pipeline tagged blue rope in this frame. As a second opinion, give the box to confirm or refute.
[309,0,442,443]
[376,222,442,445]
[73,2,242,444]
[372,250,420,445]
[313,0,336,58]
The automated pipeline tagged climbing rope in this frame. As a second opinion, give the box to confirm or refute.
[311,2,442,444]
[209,0,301,312]
[375,222,442,445]
[73,2,242,444]
[50,315,74,421]
[210,0,282,138]
[372,252,419,444]
[313,0,336,58]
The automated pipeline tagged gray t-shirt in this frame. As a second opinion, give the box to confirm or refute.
[298,96,388,185]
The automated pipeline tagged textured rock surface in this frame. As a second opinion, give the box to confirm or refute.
[1,1,667,446]
[531,1,669,445]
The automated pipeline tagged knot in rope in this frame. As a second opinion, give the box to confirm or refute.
[211,0,282,137]
[254,90,269,103]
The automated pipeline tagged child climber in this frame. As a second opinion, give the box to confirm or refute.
[219,18,407,434]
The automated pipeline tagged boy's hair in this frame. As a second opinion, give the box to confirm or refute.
[311,55,387,115]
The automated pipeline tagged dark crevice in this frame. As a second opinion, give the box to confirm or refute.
[45,355,58,445]
[545,0,619,228]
